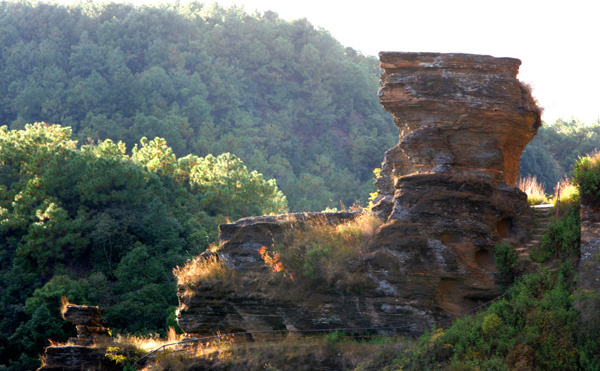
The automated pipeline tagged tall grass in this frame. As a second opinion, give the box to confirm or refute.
[553,176,580,217]
[173,253,229,297]
[144,332,414,371]
[517,175,549,205]
[572,150,600,206]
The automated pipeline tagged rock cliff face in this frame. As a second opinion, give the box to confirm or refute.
[177,52,541,337]
[367,52,541,317]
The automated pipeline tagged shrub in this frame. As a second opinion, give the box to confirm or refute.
[572,151,600,206]
[493,243,518,273]
[534,207,580,263]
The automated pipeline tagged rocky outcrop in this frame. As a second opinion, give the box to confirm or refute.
[374,52,540,217]
[176,212,381,335]
[176,52,541,337]
[62,304,109,345]
[38,305,116,371]
[370,52,539,316]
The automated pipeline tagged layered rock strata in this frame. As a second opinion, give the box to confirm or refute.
[370,52,540,316]
[177,52,541,337]
[38,305,114,371]
[62,304,109,345]
[377,53,540,184]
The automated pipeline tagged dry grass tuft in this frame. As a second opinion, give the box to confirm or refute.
[173,253,229,297]
[518,175,549,205]
[60,295,70,318]
[553,176,580,217]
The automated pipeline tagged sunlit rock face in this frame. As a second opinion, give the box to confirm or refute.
[370,52,540,318]
[375,52,541,205]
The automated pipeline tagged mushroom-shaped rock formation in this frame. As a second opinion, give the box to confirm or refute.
[369,52,540,317]
[375,52,540,202]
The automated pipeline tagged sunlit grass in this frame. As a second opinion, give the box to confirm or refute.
[173,251,229,297]
[517,175,549,205]
[142,332,415,371]
[259,212,384,295]
[552,176,580,217]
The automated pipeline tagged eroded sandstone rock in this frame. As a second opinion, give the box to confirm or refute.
[38,305,114,371]
[369,52,539,318]
[177,52,540,337]
[374,52,540,218]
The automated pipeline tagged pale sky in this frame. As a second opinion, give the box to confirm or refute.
[55,0,600,124]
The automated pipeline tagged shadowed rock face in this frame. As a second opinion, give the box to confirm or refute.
[177,52,540,337]
[38,305,115,371]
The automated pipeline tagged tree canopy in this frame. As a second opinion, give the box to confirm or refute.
[0,123,286,369]
[0,1,397,212]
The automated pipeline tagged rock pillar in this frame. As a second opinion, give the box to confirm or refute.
[368,52,541,318]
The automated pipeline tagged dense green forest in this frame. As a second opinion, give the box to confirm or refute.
[0,0,397,212]
[0,123,287,369]
[0,1,599,369]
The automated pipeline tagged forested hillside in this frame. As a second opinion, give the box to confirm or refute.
[1,2,597,210]
[1,1,599,369]
[0,123,287,369]
[0,1,396,212]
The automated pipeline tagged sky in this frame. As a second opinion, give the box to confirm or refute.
[57,0,600,124]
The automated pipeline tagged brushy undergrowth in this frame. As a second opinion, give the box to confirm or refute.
[493,243,519,274]
[259,213,383,294]
[143,332,415,371]
[396,262,599,370]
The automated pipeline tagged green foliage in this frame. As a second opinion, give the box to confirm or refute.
[105,346,141,371]
[395,197,595,370]
[398,264,586,370]
[534,206,580,263]
[0,1,396,212]
[572,152,600,206]
[0,124,286,368]
[520,119,600,192]
[493,243,518,274]
[324,330,347,347]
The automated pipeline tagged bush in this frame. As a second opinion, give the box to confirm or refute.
[259,213,383,293]
[534,207,580,263]
[572,151,600,206]
[493,243,518,273]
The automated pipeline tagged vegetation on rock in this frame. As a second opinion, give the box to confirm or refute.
[258,213,383,294]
